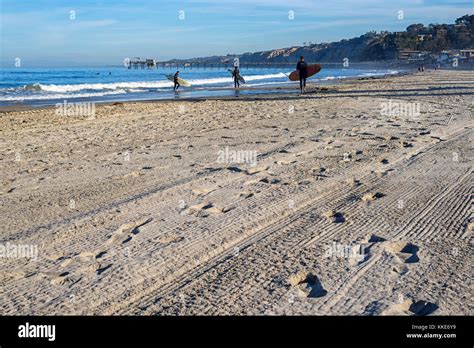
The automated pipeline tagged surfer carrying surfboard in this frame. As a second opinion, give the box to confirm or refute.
[165,72,191,89]
[173,71,180,91]
[232,66,241,89]
[296,56,308,93]
[228,67,245,88]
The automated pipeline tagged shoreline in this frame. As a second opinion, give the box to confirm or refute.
[0,70,413,113]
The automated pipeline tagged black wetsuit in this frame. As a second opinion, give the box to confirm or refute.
[296,61,308,92]
[174,73,180,91]
[232,68,240,88]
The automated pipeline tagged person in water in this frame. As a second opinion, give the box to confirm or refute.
[296,56,308,93]
[173,71,180,91]
[232,66,240,89]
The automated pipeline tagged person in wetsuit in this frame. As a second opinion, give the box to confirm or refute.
[232,66,241,88]
[173,71,180,91]
[296,56,308,94]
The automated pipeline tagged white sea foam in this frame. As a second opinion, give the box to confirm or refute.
[188,72,287,85]
[0,89,128,101]
[34,81,173,92]
[12,72,289,94]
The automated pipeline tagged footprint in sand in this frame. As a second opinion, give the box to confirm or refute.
[158,234,184,245]
[295,150,313,157]
[348,234,387,266]
[382,299,438,316]
[78,262,112,276]
[2,271,36,281]
[96,264,112,275]
[59,250,110,272]
[361,192,385,203]
[50,271,80,286]
[408,300,438,316]
[227,166,243,173]
[122,171,141,179]
[239,191,254,199]
[385,242,420,264]
[243,178,260,186]
[311,166,327,175]
[259,177,281,184]
[95,251,107,259]
[276,159,297,166]
[364,234,387,243]
[107,218,153,245]
[323,210,345,223]
[346,177,361,187]
[246,165,269,175]
[59,258,74,268]
[188,202,223,216]
[77,251,95,261]
[288,271,327,298]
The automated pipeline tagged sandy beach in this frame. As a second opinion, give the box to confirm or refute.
[0,70,472,315]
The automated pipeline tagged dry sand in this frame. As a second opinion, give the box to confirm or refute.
[0,70,472,315]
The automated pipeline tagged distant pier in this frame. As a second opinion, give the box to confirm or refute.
[125,57,157,69]
[153,61,300,70]
[130,61,403,70]
[123,59,415,70]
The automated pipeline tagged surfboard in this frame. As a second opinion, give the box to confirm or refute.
[228,69,246,84]
[165,74,192,87]
[288,64,321,81]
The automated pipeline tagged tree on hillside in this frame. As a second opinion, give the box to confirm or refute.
[407,24,425,34]
[455,14,474,31]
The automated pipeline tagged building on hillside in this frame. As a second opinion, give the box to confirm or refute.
[417,34,432,42]
[460,49,474,61]
[454,23,467,30]
[398,49,422,60]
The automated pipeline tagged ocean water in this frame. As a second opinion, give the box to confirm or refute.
[0,66,400,106]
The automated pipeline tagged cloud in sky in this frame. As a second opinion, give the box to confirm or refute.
[0,0,472,66]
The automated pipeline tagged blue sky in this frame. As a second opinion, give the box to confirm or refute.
[0,0,472,67]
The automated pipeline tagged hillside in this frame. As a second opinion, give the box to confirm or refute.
[169,15,473,64]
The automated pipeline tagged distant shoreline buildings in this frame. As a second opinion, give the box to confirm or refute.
[124,15,474,69]
[125,57,157,69]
